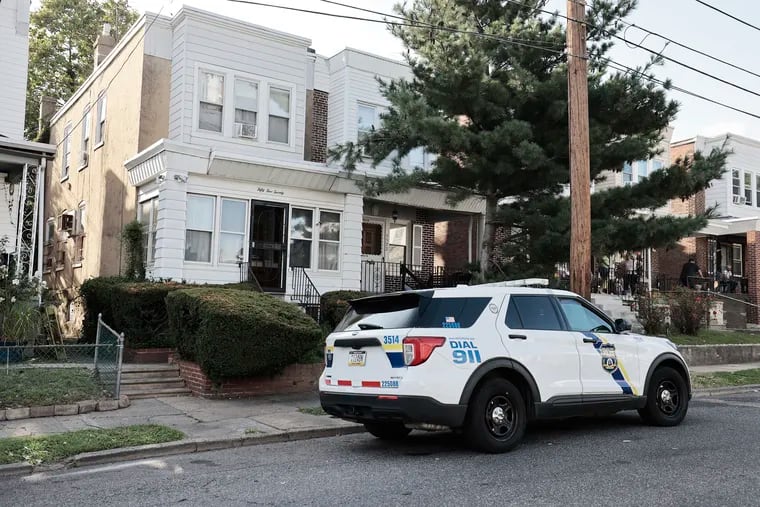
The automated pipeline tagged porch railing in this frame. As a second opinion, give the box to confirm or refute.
[237,262,264,292]
[360,260,471,294]
[291,267,321,321]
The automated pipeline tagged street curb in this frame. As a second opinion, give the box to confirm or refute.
[692,384,760,397]
[0,396,130,423]
[0,425,365,477]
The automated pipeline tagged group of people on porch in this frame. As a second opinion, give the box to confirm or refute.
[679,258,739,293]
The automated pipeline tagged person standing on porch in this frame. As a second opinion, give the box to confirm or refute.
[680,258,703,289]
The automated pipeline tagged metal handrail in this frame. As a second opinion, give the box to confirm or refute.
[291,267,321,321]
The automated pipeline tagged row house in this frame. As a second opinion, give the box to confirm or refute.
[44,6,485,331]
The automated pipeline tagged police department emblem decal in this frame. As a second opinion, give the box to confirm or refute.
[600,344,617,371]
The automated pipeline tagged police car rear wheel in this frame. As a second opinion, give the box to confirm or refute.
[465,378,526,453]
[364,422,412,440]
[638,366,688,426]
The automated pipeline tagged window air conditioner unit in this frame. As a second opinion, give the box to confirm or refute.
[235,122,257,139]
[733,195,746,205]
[60,213,74,232]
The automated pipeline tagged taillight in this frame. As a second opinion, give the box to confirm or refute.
[403,336,445,366]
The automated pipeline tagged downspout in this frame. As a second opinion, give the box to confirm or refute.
[37,160,45,304]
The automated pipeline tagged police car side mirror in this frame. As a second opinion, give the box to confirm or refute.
[615,318,632,333]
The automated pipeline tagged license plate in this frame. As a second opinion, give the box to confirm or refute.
[348,351,366,367]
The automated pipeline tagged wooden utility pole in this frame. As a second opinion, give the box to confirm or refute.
[567,0,591,300]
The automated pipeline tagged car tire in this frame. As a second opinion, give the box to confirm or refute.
[638,366,689,426]
[364,422,412,440]
[464,377,527,453]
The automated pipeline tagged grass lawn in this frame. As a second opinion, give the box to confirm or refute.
[691,368,760,389]
[0,425,184,465]
[669,329,760,346]
[298,406,327,416]
[0,368,106,409]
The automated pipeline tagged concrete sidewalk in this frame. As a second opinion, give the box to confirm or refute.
[690,362,760,374]
[0,393,358,441]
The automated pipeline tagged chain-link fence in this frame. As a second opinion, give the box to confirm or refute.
[0,314,124,398]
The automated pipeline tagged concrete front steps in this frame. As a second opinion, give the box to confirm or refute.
[120,363,191,399]
[591,293,643,333]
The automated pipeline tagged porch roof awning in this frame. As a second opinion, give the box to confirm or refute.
[0,136,55,170]
[696,217,760,237]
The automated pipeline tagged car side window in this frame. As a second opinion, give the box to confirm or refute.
[506,296,563,331]
[558,298,613,333]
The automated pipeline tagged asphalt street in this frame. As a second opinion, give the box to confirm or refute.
[4,391,760,507]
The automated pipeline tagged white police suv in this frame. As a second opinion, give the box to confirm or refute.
[319,286,691,453]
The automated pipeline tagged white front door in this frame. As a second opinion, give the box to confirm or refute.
[497,294,583,402]
[555,297,641,397]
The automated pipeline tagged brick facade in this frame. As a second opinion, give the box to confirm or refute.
[651,237,696,282]
[747,231,760,324]
[176,360,323,399]
[434,215,477,269]
[305,89,328,163]
[415,209,435,272]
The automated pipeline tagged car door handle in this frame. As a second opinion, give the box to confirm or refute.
[508,334,527,340]
[583,337,597,343]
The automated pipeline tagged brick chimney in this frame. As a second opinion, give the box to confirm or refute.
[94,23,116,68]
[304,48,328,163]
[38,96,58,136]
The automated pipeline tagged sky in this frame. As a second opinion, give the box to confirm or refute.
[31,0,760,142]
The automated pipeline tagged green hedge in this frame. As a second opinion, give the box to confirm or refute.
[167,288,322,382]
[320,290,372,331]
[80,278,261,348]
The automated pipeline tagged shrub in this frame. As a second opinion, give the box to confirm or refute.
[635,292,668,336]
[79,277,127,343]
[320,290,372,331]
[167,288,322,382]
[668,288,712,336]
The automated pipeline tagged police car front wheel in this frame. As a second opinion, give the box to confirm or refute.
[638,366,689,426]
[464,377,527,453]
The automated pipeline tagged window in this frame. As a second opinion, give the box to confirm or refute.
[505,295,562,331]
[62,123,72,179]
[199,71,225,132]
[635,160,647,180]
[756,175,760,209]
[95,93,106,145]
[622,162,633,183]
[415,297,491,328]
[234,79,258,132]
[651,160,664,172]
[387,223,407,263]
[744,172,753,206]
[268,87,290,143]
[361,222,382,256]
[289,208,313,268]
[732,169,741,198]
[733,243,743,276]
[318,211,341,270]
[185,194,215,262]
[45,218,55,244]
[218,199,246,264]
[80,105,90,167]
[412,225,423,266]
[357,104,376,138]
[558,299,613,333]
[139,198,158,265]
[408,147,426,168]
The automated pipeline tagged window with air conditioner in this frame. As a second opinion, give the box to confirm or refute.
[234,79,258,139]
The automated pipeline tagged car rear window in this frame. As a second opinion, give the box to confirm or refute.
[335,293,491,331]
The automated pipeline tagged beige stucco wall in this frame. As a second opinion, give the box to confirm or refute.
[44,30,171,336]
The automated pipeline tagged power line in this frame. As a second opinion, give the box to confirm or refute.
[56,3,167,148]
[694,0,760,33]
[502,0,760,101]
[304,0,760,121]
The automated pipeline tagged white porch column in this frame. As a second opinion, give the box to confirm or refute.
[151,171,189,281]
[341,193,363,290]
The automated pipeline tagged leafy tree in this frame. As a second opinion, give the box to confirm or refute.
[329,0,726,278]
[25,0,138,139]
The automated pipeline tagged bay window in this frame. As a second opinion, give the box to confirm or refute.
[199,71,225,132]
[622,162,632,183]
[732,169,741,199]
[745,171,753,206]
[139,197,158,265]
[289,208,313,268]
[268,87,290,143]
[219,198,246,263]
[234,79,258,134]
[185,194,215,262]
[357,104,377,139]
